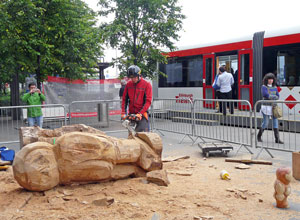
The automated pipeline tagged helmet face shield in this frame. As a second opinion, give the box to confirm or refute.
[127,65,141,78]
[128,68,137,77]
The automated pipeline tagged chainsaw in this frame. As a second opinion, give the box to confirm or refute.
[121,114,141,136]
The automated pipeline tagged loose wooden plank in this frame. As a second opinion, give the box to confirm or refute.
[251,160,273,165]
[225,158,272,165]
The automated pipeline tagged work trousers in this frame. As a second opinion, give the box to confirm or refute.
[219,91,234,115]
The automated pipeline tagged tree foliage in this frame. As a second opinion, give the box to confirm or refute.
[0,0,103,86]
[98,0,185,78]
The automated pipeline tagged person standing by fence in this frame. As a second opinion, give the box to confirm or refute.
[121,65,152,132]
[216,66,234,115]
[22,82,46,128]
[257,73,284,144]
[119,79,126,100]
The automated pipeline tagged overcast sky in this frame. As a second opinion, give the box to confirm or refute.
[83,0,300,77]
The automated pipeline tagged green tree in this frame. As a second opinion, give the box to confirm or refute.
[98,0,185,78]
[39,0,103,80]
[0,0,103,106]
[0,3,10,93]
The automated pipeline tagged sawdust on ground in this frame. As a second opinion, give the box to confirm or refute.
[1,156,300,220]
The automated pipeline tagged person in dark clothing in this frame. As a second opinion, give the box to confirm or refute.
[121,65,152,132]
[216,66,234,115]
[119,80,126,100]
[232,69,238,106]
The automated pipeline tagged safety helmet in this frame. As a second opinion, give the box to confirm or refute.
[127,65,141,78]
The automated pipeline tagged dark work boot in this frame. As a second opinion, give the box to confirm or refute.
[274,128,284,144]
[257,128,264,142]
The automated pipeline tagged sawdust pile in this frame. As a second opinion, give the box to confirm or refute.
[1,156,300,220]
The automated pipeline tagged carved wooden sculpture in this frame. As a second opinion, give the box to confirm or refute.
[274,167,292,208]
[19,124,106,148]
[13,128,163,191]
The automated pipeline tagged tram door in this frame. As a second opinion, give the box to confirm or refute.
[238,49,253,110]
[203,54,215,108]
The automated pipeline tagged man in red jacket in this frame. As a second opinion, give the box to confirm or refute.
[121,65,152,132]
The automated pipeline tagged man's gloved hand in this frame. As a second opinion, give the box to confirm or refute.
[121,114,127,121]
[136,113,142,121]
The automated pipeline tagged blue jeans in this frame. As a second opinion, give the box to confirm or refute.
[28,116,43,128]
[261,112,278,129]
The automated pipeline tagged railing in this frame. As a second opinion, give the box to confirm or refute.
[69,99,126,133]
[0,104,67,146]
[2,99,300,159]
[254,100,300,158]
[151,98,194,143]
[151,98,253,154]
[193,99,253,154]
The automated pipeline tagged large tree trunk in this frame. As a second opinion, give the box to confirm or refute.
[36,53,41,90]
[10,71,21,120]
[0,83,4,95]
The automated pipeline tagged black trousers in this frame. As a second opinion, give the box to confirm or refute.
[215,91,221,99]
[219,91,234,115]
[135,117,150,132]
[232,86,238,107]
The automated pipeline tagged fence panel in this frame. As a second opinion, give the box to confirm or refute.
[192,99,253,149]
[254,100,300,158]
[151,98,194,141]
[69,100,126,133]
[0,104,67,145]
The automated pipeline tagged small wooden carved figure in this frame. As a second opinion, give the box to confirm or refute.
[274,167,292,208]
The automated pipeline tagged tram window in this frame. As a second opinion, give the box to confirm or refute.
[241,54,250,85]
[277,55,285,85]
[263,45,300,86]
[277,53,300,86]
[188,59,203,86]
[158,57,203,87]
[166,63,182,84]
[205,58,213,86]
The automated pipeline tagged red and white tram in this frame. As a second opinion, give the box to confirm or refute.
[158,27,300,112]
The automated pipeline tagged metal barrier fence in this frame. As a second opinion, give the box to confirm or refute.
[0,104,67,145]
[2,99,300,158]
[151,98,253,154]
[69,100,126,133]
[254,100,300,158]
[193,99,253,154]
[151,98,194,143]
